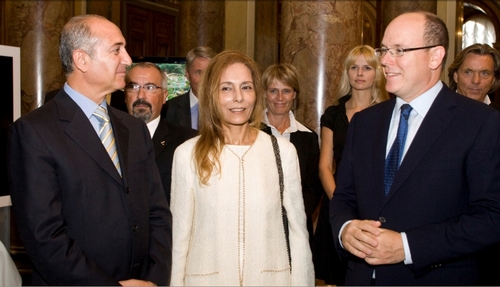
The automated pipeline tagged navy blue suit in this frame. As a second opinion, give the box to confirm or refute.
[330,84,500,285]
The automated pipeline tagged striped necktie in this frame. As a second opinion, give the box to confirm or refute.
[93,106,122,177]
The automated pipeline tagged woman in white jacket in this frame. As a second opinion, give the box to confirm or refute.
[170,50,314,286]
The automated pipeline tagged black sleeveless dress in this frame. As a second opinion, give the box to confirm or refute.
[312,96,350,285]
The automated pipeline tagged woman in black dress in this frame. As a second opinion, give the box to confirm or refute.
[313,45,388,285]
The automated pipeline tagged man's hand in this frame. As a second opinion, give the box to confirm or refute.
[341,219,382,259]
[364,228,405,265]
[119,279,156,286]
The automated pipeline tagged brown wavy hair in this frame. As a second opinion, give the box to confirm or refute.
[194,50,265,185]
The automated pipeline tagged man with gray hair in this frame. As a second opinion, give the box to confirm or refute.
[165,46,216,130]
[8,15,172,286]
[124,62,196,203]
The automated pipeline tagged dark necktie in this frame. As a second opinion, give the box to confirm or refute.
[384,104,412,196]
[93,106,122,177]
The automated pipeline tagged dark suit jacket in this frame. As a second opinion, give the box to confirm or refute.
[330,84,500,285]
[164,92,193,129]
[8,90,172,285]
[262,125,322,244]
[153,120,197,204]
[489,100,500,111]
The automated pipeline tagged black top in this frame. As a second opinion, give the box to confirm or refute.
[320,95,350,173]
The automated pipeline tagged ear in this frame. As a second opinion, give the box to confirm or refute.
[453,71,458,83]
[73,49,89,73]
[429,46,446,71]
[162,89,168,104]
[293,91,297,99]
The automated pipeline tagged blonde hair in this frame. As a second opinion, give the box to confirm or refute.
[334,45,389,105]
[194,50,265,185]
[262,63,300,98]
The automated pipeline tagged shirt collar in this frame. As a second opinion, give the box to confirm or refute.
[146,115,161,138]
[63,82,107,119]
[263,109,312,134]
[395,81,443,118]
[189,89,198,108]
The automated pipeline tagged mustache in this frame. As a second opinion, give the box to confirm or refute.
[132,99,152,109]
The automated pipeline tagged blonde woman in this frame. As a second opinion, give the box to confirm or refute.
[170,50,314,286]
[313,45,388,285]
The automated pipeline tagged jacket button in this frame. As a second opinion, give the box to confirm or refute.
[132,225,138,232]
[379,217,386,223]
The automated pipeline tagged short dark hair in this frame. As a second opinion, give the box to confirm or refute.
[422,12,449,70]
[447,43,500,93]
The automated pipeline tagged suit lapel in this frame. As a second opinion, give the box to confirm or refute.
[373,100,396,203]
[152,120,171,158]
[58,94,124,186]
[178,93,192,128]
[109,108,129,182]
[387,87,457,199]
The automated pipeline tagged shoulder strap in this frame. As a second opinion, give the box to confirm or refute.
[270,135,291,270]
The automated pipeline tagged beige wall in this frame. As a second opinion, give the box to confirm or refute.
[225,0,255,57]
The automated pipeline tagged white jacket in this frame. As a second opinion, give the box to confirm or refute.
[170,131,314,286]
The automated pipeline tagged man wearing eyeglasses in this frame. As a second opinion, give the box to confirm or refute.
[329,11,500,285]
[124,62,196,203]
[447,43,500,111]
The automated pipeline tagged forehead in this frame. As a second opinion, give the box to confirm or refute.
[269,79,292,88]
[91,18,125,47]
[128,66,162,80]
[461,53,494,70]
[190,57,210,69]
[382,13,425,47]
[352,54,369,65]
[221,62,252,80]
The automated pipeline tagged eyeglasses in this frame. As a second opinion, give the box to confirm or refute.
[125,83,163,93]
[374,45,439,57]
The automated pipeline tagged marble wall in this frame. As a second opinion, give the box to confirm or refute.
[280,1,363,133]
[4,1,71,115]
[179,0,225,55]
[1,0,448,125]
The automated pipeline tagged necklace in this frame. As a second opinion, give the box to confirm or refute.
[225,144,253,286]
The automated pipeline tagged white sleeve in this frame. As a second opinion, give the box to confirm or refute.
[170,143,196,286]
[280,140,315,286]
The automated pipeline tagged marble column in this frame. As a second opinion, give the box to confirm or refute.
[4,0,71,115]
[381,0,437,37]
[280,0,363,132]
[178,0,224,55]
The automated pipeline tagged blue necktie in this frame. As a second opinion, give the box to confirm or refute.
[191,103,199,130]
[384,104,412,196]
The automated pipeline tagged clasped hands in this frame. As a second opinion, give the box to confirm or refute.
[341,219,405,265]
[119,279,156,286]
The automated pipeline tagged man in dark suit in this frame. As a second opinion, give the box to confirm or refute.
[329,11,500,285]
[164,46,216,130]
[447,43,500,111]
[448,44,500,284]
[124,62,196,203]
[8,14,172,286]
